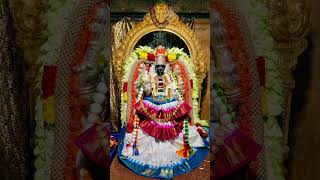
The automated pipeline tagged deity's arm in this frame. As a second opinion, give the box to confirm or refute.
[148,74,157,96]
[133,63,148,96]
[163,73,172,97]
[172,64,185,96]
[141,75,152,96]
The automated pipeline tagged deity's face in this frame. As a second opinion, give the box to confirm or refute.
[155,65,166,76]
[155,3,169,23]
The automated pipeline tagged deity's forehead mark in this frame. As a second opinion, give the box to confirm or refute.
[155,46,167,65]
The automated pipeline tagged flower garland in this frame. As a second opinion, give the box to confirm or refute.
[127,63,141,132]
[212,1,267,178]
[33,0,77,179]
[244,1,287,179]
[67,1,107,178]
[212,1,255,138]
[171,71,184,100]
[35,0,109,179]
[172,61,190,102]
[176,118,194,158]
[132,114,140,155]
[173,48,205,126]
[227,0,287,179]
[41,0,78,65]
[120,46,204,127]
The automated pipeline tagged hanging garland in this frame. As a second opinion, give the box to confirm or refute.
[120,46,204,128]
[34,0,77,179]
[66,1,107,178]
[212,1,256,140]
[212,1,267,178]
[246,1,287,179]
[35,0,108,179]
[222,0,287,179]
[176,118,195,158]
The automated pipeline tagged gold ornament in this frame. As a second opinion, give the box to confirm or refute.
[154,2,168,23]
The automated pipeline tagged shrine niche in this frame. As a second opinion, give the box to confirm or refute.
[111,2,210,179]
[0,0,311,179]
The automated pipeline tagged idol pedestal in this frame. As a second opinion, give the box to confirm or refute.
[110,155,210,180]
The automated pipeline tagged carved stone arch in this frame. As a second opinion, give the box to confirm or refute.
[112,3,208,97]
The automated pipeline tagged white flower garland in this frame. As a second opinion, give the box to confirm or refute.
[33,0,77,179]
[40,0,78,65]
[120,46,204,126]
[175,49,203,124]
[236,1,288,179]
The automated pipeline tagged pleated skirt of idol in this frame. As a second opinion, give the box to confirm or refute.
[117,54,210,179]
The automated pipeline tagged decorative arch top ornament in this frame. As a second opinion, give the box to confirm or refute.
[112,2,208,91]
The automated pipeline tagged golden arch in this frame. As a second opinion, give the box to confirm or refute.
[112,3,208,96]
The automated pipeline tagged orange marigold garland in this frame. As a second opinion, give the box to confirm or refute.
[176,118,194,158]
[126,62,140,133]
[131,114,140,155]
[173,61,191,103]
[66,1,106,178]
[212,1,263,178]
[212,1,254,139]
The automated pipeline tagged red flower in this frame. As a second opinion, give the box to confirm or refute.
[256,56,266,87]
[147,53,155,61]
[155,47,166,55]
[42,65,57,99]
[123,82,128,92]
[197,128,208,138]
[126,117,134,133]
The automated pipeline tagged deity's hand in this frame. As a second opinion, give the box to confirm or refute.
[143,81,152,95]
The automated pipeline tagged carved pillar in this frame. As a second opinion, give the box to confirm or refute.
[10,0,47,137]
[0,0,27,178]
[194,19,210,120]
[262,0,311,143]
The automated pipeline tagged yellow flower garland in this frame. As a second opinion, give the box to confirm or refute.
[139,52,148,60]
[43,96,56,125]
[167,53,176,61]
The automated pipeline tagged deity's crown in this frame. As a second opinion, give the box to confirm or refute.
[154,46,167,65]
[155,46,167,56]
